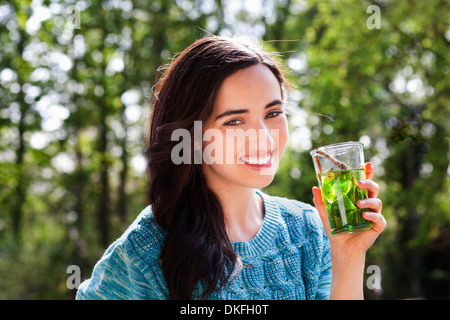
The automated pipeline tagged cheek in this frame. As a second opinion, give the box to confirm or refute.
[202,129,237,164]
[279,123,289,153]
[203,137,224,164]
[272,117,289,156]
[224,134,239,161]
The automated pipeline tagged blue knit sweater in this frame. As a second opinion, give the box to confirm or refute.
[76,190,332,300]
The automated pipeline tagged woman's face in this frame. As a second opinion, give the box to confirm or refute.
[201,63,289,190]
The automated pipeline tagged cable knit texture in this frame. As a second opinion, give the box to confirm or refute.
[76,190,332,300]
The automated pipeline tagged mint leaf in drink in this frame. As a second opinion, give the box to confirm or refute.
[322,174,336,203]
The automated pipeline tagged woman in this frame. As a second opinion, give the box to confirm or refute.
[76,36,385,300]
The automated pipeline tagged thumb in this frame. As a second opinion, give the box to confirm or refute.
[312,186,331,237]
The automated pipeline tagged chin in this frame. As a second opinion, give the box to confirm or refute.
[240,171,276,189]
[253,177,275,189]
[201,160,280,191]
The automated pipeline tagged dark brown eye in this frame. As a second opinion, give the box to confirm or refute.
[223,119,242,126]
[266,110,283,119]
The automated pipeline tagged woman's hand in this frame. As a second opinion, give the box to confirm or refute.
[312,162,385,255]
[312,162,386,299]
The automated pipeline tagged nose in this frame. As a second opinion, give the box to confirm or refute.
[246,120,276,155]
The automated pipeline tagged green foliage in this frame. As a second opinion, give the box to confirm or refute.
[0,0,448,299]
[262,0,450,299]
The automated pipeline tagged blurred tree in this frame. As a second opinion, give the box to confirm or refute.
[0,0,214,298]
[0,0,33,242]
[261,0,450,299]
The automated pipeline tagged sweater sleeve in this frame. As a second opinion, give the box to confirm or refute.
[76,237,159,300]
[314,230,332,300]
[276,196,332,300]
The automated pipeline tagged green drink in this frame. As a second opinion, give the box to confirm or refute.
[318,169,371,235]
[310,141,372,235]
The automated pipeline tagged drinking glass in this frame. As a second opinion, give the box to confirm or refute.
[310,142,372,235]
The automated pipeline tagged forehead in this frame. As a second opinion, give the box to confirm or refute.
[214,64,282,112]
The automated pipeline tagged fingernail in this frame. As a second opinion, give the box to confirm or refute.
[359,180,366,187]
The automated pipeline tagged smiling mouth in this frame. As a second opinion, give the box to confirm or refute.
[239,150,275,166]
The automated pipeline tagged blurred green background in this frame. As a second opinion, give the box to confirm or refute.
[0,0,448,299]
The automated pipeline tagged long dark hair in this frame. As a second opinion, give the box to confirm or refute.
[146,36,288,299]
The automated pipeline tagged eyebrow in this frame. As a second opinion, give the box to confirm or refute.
[215,99,283,121]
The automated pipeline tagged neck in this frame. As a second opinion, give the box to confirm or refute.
[210,185,265,242]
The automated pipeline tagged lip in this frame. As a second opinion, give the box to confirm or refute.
[239,150,275,170]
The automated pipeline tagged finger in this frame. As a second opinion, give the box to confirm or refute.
[357,198,382,213]
[312,187,332,236]
[358,179,379,198]
[365,162,374,180]
[363,211,386,234]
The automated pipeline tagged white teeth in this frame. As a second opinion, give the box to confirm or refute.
[240,153,272,165]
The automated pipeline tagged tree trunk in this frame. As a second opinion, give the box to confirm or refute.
[96,8,110,248]
[117,119,128,226]
[11,28,28,243]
